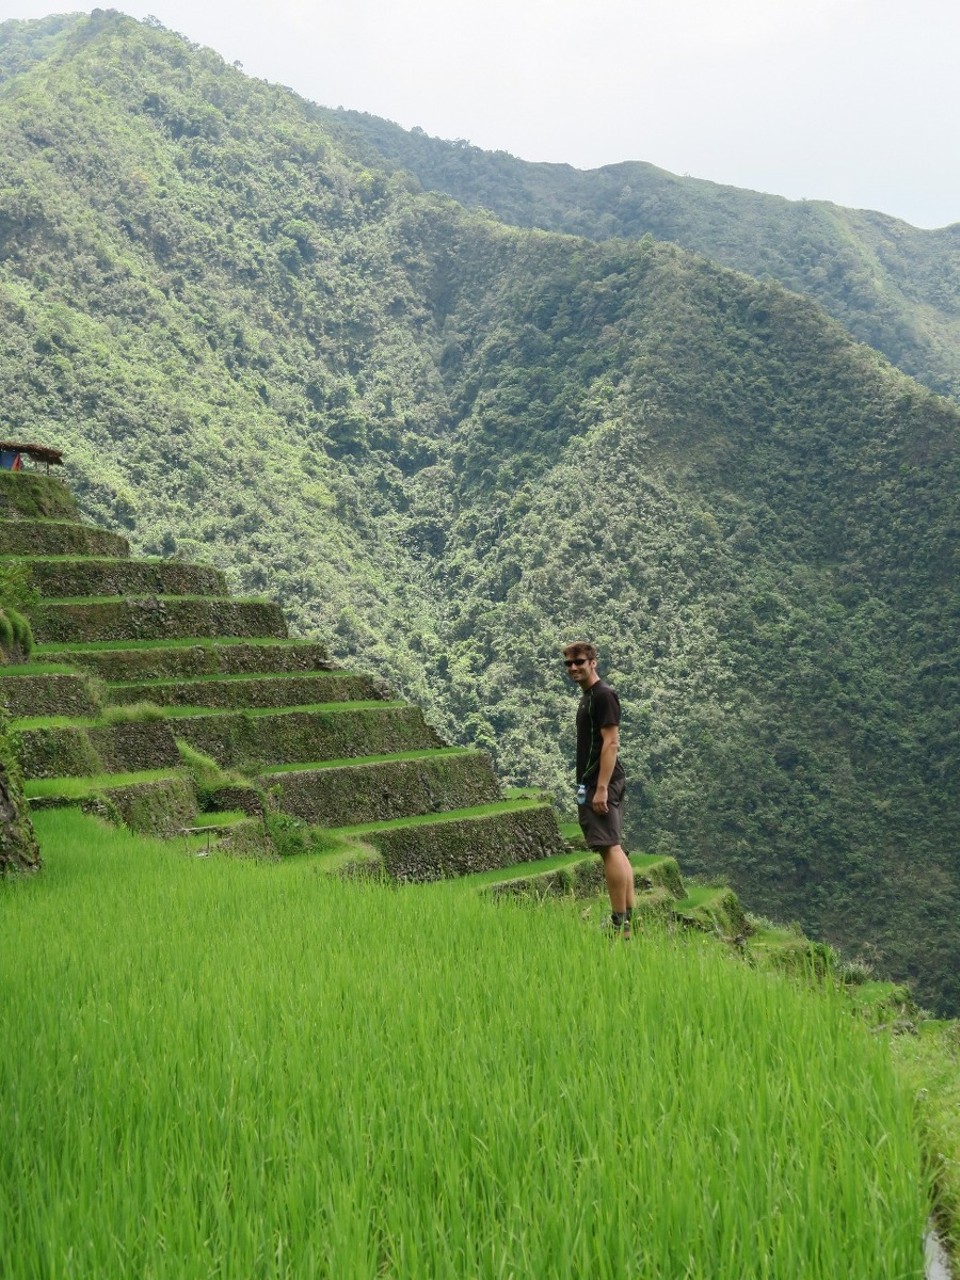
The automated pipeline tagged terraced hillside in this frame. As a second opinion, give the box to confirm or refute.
[2,470,809,944]
[0,468,570,880]
[0,468,570,881]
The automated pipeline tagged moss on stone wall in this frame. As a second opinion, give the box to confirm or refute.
[38,640,331,682]
[34,598,288,645]
[88,721,182,773]
[0,718,40,874]
[674,886,750,938]
[30,774,198,837]
[640,856,685,899]
[107,671,382,711]
[203,783,264,816]
[23,559,227,600]
[103,774,197,836]
[206,818,276,859]
[262,750,501,827]
[488,853,684,903]
[370,803,565,882]
[16,718,180,779]
[174,705,444,769]
[0,473,78,521]
[15,723,104,780]
[0,520,130,558]
[0,672,102,719]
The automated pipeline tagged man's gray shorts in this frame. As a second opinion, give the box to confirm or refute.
[577,776,626,851]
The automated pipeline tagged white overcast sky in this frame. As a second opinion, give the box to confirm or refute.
[3,0,958,228]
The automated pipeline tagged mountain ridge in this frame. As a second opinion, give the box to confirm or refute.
[316,107,960,401]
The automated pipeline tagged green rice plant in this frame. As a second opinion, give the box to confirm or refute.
[892,1021,960,1263]
[98,700,167,724]
[186,810,254,829]
[0,662,78,675]
[503,784,554,801]
[23,768,181,798]
[9,713,97,729]
[0,810,931,1279]
[455,849,596,887]
[12,701,166,731]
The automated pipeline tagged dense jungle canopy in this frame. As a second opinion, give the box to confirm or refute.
[1,10,958,1012]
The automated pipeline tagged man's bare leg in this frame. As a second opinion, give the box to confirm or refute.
[600,844,635,935]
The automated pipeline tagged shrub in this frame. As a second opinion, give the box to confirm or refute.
[0,608,34,660]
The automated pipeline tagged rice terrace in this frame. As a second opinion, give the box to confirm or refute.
[0,460,956,1278]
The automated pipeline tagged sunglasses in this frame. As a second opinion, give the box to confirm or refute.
[564,657,588,667]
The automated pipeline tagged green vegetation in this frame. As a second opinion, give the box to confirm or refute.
[0,560,37,660]
[98,700,167,723]
[0,709,40,872]
[257,804,368,864]
[23,767,181,797]
[0,809,930,1278]
[894,1023,960,1260]
[264,746,472,772]
[334,796,543,834]
[105,670,380,710]
[10,714,98,730]
[36,636,311,653]
[0,12,958,1012]
[175,738,251,808]
[158,700,406,718]
[0,661,76,674]
[41,594,267,606]
[0,606,32,659]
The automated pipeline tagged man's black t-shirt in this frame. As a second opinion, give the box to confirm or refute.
[576,679,626,786]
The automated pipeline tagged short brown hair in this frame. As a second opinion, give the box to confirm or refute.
[562,641,597,662]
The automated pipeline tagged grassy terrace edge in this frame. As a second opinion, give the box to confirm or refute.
[331,797,548,836]
[261,747,479,773]
[452,849,675,888]
[105,671,351,687]
[10,701,408,729]
[33,638,325,653]
[23,768,183,797]
[39,594,276,605]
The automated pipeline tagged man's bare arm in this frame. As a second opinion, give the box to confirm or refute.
[592,724,620,813]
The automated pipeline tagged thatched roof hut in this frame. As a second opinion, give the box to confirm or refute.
[0,442,64,472]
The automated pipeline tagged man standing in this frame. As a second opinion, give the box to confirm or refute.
[563,641,634,939]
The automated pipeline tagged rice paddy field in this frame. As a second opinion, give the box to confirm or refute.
[1,810,930,1278]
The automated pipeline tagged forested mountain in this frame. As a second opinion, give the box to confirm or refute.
[318,109,960,402]
[1,11,959,1012]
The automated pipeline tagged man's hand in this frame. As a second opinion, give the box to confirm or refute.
[591,784,609,814]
